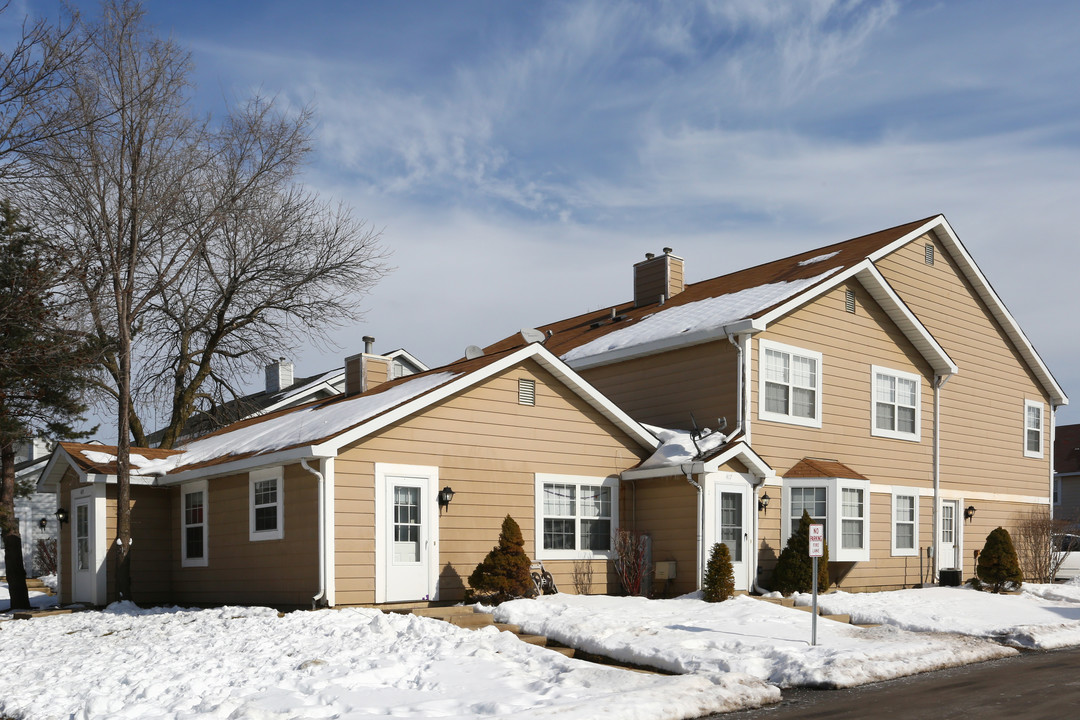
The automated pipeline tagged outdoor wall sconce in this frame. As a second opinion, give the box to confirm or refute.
[758,492,771,513]
[964,505,976,521]
[54,508,69,525]
[38,517,48,530]
[437,486,456,510]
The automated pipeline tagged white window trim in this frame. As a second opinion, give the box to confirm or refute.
[782,476,870,562]
[870,365,922,442]
[758,339,823,429]
[1024,399,1044,459]
[249,467,284,541]
[534,473,619,560]
[181,480,209,568]
[890,487,920,557]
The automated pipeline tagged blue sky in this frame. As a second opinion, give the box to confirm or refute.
[9,0,1080,425]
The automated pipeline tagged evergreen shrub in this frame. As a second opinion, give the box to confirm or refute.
[703,542,736,602]
[976,526,1024,592]
[772,510,830,595]
[467,515,534,603]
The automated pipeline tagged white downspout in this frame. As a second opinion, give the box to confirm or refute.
[725,334,743,442]
[1050,404,1058,519]
[932,374,951,584]
[302,459,326,608]
[682,464,704,590]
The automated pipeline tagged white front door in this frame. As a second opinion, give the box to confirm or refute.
[72,499,95,603]
[707,474,754,592]
[938,500,959,571]
[384,475,435,602]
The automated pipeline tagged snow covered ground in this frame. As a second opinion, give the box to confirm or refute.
[1,581,1079,719]
[491,593,1015,688]
[795,580,1080,650]
[0,601,777,720]
[0,575,58,613]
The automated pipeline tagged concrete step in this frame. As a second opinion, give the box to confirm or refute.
[546,646,575,658]
[516,634,549,646]
[822,613,851,624]
[494,623,522,633]
[407,605,476,619]
[447,613,495,630]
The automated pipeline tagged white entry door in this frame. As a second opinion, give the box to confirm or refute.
[72,499,95,603]
[938,499,959,571]
[709,477,752,591]
[384,475,435,602]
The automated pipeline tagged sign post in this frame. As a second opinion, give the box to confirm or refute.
[808,524,824,647]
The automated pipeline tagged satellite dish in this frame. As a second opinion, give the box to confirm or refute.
[520,327,545,344]
[465,345,484,360]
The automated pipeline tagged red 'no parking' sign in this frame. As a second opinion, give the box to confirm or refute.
[809,524,824,557]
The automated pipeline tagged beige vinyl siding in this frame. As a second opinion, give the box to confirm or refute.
[751,281,935,487]
[625,477,698,597]
[582,340,738,430]
[122,485,172,604]
[333,360,648,605]
[170,462,319,607]
[875,235,1052,498]
[365,356,390,390]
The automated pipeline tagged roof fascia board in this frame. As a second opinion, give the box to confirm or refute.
[385,349,429,371]
[159,446,329,485]
[566,318,766,371]
[702,442,776,478]
[622,461,705,481]
[870,217,1067,405]
[36,449,86,492]
[314,344,659,456]
[854,265,958,376]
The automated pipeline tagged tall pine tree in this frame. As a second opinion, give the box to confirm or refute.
[0,200,97,610]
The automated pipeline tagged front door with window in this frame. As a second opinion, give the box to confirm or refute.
[708,474,753,591]
[72,499,95,603]
[384,475,434,602]
[939,499,959,572]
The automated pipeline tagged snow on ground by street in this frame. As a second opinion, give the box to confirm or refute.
[0,602,778,720]
[797,581,1080,650]
[490,593,1014,688]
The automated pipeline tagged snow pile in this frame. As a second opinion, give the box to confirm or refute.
[0,602,778,719]
[491,593,1013,688]
[798,585,1080,649]
[638,424,731,468]
[561,269,841,363]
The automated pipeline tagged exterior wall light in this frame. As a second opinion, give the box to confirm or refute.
[964,505,976,521]
[39,517,48,530]
[54,508,69,525]
[437,486,456,510]
[758,492,771,512]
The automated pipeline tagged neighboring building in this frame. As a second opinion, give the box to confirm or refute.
[1055,424,1080,525]
[2,438,61,578]
[38,344,658,607]
[148,340,427,446]
[482,215,1067,593]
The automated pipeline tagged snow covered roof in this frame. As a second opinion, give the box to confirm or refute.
[624,426,773,480]
[479,215,1064,407]
[41,344,658,487]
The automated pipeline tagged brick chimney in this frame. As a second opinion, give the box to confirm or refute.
[633,247,684,308]
[265,358,294,394]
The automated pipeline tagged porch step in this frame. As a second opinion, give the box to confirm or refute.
[12,608,75,620]
[25,578,54,595]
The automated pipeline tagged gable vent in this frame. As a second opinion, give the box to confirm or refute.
[518,378,536,406]
[844,288,856,314]
[924,243,935,266]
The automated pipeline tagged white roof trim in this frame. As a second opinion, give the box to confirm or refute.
[868,216,1067,405]
[312,344,659,456]
[156,446,331,485]
[384,348,429,372]
[566,318,765,371]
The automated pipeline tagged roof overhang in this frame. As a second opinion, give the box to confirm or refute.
[622,440,774,481]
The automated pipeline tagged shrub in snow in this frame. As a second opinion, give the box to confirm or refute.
[771,510,830,595]
[703,542,735,602]
[977,526,1024,592]
[613,528,650,596]
[467,515,534,603]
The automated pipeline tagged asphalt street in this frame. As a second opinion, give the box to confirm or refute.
[715,645,1080,719]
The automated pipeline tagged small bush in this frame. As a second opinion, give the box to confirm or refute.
[772,510,830,595]
[467,515,534,603]
[703,542,735,602]
[977,526,1023,592]
[613,529,650,596]
[571,558,594,595]
[34,538,57,576]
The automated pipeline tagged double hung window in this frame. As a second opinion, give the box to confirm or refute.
[1024,400,1044,458]
[890,489,919,557]
[759,340,822,428]
[181,480,208,567]
[536,475,617,559]
[872,367,921,441]
[249,468,284,541]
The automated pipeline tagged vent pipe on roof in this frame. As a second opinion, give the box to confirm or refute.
[362,335,375,354]
[633,249,684,308]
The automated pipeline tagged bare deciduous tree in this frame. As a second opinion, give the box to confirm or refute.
[1012,507,1067,583]
[22,1,387,600]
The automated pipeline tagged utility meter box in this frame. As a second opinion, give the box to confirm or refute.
[654,561,677,580]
